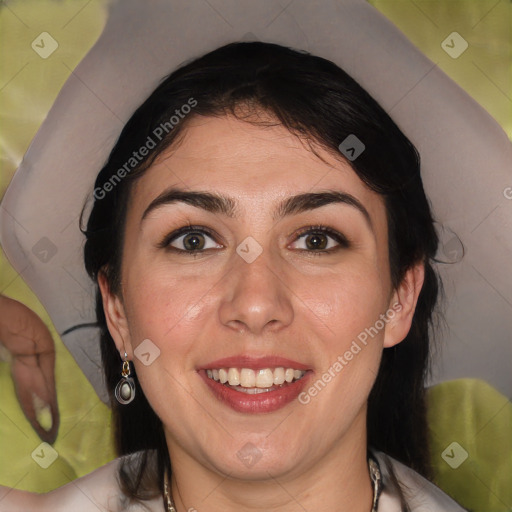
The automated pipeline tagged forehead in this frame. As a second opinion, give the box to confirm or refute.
[128,115,386,225]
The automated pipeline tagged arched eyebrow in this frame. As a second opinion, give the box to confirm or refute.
[141,187,373,231]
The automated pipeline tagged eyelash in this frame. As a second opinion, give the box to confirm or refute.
[158,224,351,257]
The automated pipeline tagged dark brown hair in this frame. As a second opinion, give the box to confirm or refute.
[82,41,442,509]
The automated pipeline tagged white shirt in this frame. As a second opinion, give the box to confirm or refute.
[374,451,468,511]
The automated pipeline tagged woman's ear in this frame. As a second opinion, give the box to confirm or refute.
[383,261,425,348]
[97,270,133,357]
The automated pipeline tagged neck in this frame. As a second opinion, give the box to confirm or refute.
[165,410,374,512]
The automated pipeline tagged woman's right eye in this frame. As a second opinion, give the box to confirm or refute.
[159,226,223,254]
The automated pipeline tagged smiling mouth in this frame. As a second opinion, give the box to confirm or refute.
[200,365,312,413]
[206,367,307,393]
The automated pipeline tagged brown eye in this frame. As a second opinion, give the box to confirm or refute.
[303,232,329,250]
[159,226,222,254]
[291,225,350,254]
[180,232,206,251]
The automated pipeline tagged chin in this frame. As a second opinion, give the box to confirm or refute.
[201,433,308,481]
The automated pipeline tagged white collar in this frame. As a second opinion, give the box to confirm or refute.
[373,451,467,511]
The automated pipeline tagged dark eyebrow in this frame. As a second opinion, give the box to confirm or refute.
[141,187,373,231]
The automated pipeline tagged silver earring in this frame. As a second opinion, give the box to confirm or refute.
[115,352,136,405]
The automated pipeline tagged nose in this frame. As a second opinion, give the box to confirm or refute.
[218,243,294,336]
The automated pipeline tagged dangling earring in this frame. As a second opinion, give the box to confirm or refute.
[115,352,136,405]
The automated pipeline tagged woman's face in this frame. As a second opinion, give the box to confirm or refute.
[100,113,422,481]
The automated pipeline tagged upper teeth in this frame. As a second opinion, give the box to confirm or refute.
[206,367,306,388]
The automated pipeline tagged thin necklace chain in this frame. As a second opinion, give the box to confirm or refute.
[164,453,382,512]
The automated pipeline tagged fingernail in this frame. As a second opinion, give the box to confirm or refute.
[32,393,53,431]
[0,344,12,363]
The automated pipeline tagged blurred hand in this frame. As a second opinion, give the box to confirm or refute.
[0,295,59,444]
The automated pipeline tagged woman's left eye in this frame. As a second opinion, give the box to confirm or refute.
[289,225,350,254]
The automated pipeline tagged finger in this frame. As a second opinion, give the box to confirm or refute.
[11,357,59,444]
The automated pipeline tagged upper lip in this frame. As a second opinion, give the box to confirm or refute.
[198,355,311,371]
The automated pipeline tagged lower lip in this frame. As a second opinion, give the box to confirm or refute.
[198,370,312,414]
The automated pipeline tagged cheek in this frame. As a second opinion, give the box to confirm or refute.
[297,268,389,410]
[295,261,390,344]
[122,263,205,350]
[122,268,206,409]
